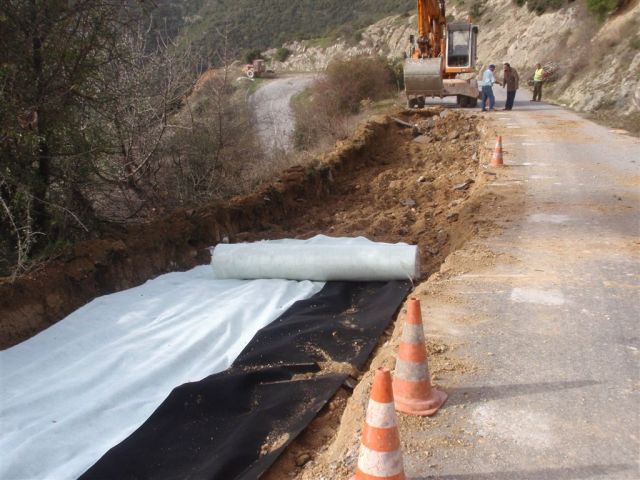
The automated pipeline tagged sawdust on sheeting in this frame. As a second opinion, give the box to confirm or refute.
[261,432,291,457]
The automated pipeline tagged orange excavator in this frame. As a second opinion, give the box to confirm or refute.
[404,0,479,108]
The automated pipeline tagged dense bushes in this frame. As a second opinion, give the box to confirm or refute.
[586,0,626,19]
[321,57,396,114]
[514,0,565,14]
[273,47,291,62]
[182,0,414,65]
[0,0,265,278]
[244,49,263,64]
[293,57,396,150]
[0,2,198,277]
[165,73,261,206]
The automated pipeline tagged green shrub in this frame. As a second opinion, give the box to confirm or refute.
[387,58,405,90]
[273,47,291,62]
[470,1,485,18]
[513,0,565,14]
[517,0,623,16]
[586,0,625,19]
[244,49,263,64]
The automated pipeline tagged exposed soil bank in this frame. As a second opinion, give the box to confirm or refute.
[0,107,492,354]
[1,103,506,479]
[0,115,385,348]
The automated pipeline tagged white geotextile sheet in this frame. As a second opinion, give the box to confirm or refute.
[212,236,420,281]
[0,266,322,479]
[0,236,414,480]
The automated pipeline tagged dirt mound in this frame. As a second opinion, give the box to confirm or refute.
[240,107,487,276]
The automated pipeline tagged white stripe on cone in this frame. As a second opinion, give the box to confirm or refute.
[394,359,429,382]
[401,323,425,342]
[357,445,404,477]
[365,399,398,429]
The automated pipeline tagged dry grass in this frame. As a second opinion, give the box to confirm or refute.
[292,56,397,151]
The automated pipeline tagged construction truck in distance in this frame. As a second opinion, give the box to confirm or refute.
[244,59,276,79]
[404,0,480,108]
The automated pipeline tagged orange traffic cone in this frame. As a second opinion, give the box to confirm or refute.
[352,368,405,480]
[392,298,447,416]
[490,136,504,167]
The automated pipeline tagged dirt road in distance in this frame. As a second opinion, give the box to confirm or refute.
[249,74,316,154]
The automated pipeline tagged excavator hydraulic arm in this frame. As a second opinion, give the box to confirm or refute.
[414,0,446,59]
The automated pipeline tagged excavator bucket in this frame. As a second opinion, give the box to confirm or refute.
[404,58,444,97]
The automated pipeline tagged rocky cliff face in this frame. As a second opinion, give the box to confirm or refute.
[264,15,414,71]
[266,1,640,123]
[473,0,639,118]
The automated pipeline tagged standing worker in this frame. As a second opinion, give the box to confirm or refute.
[480,64,501,112]
[502,62,520,110]
[532,62,545,102]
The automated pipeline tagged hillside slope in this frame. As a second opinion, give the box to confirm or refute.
[169,0,414,57]
[473,0,640,128]
[270,1,640,130]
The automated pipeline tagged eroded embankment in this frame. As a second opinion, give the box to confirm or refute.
[1,104,508,479]
[0,115,389,348]
[256,109,510,479]
[0,108,495,353]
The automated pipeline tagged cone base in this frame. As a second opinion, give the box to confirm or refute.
[351,473,405,480]
[393,388,447,416]
[490,160,504,167]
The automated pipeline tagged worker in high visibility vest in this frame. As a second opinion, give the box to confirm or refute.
[532,63,545,102]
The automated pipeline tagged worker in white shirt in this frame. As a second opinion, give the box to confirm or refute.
[480,64,502,112]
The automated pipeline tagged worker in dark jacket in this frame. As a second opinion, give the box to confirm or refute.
[502,62,520,110]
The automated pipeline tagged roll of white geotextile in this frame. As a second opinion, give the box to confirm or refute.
[211,237,420,281]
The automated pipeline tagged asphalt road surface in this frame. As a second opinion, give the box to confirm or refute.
[249,74,315,155]
[406,88,640,479]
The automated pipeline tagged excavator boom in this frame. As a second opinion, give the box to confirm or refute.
[414,0,446,59]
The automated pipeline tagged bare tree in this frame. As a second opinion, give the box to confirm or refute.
[84,27,199,220]
[0,6,264,277]
[164,27,263,206]
[0,1,203,274]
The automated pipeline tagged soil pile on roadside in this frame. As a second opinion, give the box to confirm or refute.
[236,107,486,276]
[260,107,508,480]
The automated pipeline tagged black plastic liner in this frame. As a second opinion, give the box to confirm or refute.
[80,280,410,480]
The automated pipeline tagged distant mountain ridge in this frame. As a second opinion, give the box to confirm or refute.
[153,0,414,58]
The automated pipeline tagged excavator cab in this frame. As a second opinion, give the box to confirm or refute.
[445,23,478,71]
